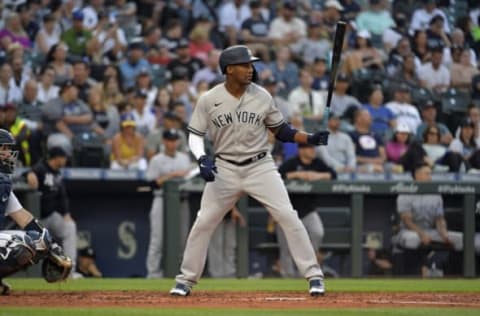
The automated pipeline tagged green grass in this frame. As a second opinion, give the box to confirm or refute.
[5,278,480,292]
[1,308,479,316]
[3,279,479,315]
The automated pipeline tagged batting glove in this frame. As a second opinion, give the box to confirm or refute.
[198,155,217,182]
[307,131,330,146]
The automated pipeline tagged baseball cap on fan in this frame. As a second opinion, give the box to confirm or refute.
[163,128,180,140]
[325,0,344,11]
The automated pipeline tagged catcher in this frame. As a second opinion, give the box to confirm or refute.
[0,129,72,295]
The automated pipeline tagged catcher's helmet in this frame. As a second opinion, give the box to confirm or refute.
[0,129,18,174]
[219,45,260,74]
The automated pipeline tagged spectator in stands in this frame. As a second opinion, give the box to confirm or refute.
[17,2,38,43]
[146,128,191,278]
[411,30,431,64]
[276,142,336,277]
[386,83,422,134]
[72,60,96,103]
[90,11,127,64]
[417,46,450,94]
[318,112,356,172]
[45,42,73,84]
[60,10,95,58]
[81,0,104,31]
[42,80,94,153]
[192,49,222,87]
[131,90,155,137]
[18,79,43,164]
[100,74,124,108]
[37,65,59,104]
[409,0,449,35]
[393,163,463,275]
[26,146,79,278]
[110,113,147,170]
[0,11,32,50]
[426,14,451,49]
[422,125,448,167]
[268,1,307,51]
[443,28,477,68]
[416,100,453,145]
[349,109,386,173]
[10,53,30,92]
[188,26,214,63]
[448,118,480,170]
[383,12,409,53]
[342,30,384,75]
[218,0,251,46]
[269,46,299,97]
[355,0,394,37]
[135,70,157,109]
[339,0,361,22]
[161,19,183,53]
[456,105,480,146]
[167,38,204,81]
[362,85,396,139]
[119,41,151,90]
[330,72,360,117]
[391,53,425,88]
[0,62,22,104]
[110,0,138,37]
[288,68,327,123]
[263,76,291,121]
[240,0,272,61]
[295,21,331,66]
[169,71,193,120]
[385,123,411,164]
[152,87,172,121]
[311,57,329,91]
[88,87,120,144]
[322,0,345,37]
[1,102,31,166]
[146,111,187,160]
[450,49,479,91]
[386,36,414,76]
[142,26,162,51]
[34,13,60,55]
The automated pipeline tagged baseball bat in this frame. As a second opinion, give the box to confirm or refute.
[321,21,347,129]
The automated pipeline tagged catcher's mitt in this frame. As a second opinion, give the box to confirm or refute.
[42,243,73,283]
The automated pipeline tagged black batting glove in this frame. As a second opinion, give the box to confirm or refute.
[307,131,330,146]
[198,155,217,182]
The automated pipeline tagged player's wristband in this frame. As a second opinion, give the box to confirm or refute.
[275,122,297,143]
[24,218,45,234]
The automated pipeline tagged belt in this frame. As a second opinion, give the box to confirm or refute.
[217,152,267,166]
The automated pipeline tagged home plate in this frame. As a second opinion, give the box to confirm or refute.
[265,297,307,301]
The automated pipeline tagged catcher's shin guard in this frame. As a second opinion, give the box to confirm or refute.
[0,230,36,279]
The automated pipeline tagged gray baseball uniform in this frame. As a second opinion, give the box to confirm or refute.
[175,82,323,286]
[145,151,191,278]
[395,194,463,251]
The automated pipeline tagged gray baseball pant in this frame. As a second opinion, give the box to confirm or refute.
[276,211,324,277]
[175,158,323,286]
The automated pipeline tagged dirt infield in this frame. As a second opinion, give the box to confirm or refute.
[1,291,480,309]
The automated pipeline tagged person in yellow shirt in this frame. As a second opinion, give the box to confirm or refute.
[110,113,147,170]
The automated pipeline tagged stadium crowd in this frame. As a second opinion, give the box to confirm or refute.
[0,0,478,174]
[0,0,479,278]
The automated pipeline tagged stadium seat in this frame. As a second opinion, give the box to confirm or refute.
[410,87,433,107]
[440,88,471,114]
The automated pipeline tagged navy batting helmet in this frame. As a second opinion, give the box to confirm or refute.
[0,129,18,174]
[219,45,260,74]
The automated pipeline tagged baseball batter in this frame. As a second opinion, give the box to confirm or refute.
[170,46,329,297]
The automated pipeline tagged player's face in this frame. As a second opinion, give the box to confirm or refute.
[228,63,254,85]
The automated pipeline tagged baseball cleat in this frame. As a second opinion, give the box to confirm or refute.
[0,279,11,296]
[309,278,325,296]
[169,283,191,296]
